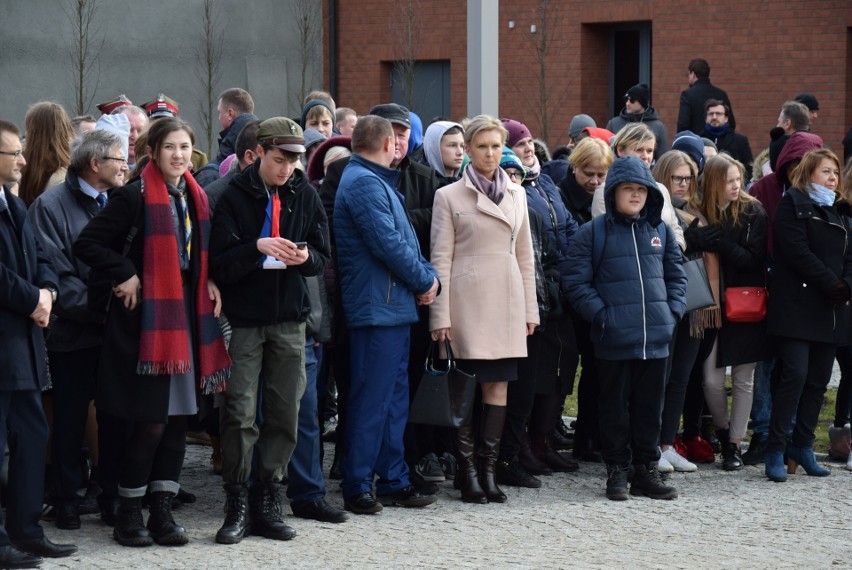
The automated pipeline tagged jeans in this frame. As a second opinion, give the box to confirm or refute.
[750,358,775,436]
[287,340,325,503]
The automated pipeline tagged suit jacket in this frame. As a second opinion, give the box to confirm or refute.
[0,188,57,390]
[677,78,736,133]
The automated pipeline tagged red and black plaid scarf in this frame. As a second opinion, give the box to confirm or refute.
[137,162,230,394]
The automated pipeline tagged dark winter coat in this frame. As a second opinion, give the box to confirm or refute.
[563,157,686,361]
[768,188,852,345]
[27,171,104,352]
[749,131,824,258]
[701,128,754,181]
[677,77,736,134]
[209,162,330,328]
[713,200,770,366]
[605,106,670,158]
[73,178,206,421]
[0,188,56,391]
[216,113,258,163]
[559,169,595,227]
[522,172,578,279]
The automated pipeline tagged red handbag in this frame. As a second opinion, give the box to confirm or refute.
[724,287,767,323]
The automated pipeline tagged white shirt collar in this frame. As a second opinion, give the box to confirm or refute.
[77,176,103,200]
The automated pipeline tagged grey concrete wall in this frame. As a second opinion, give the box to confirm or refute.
[0,0,323,155]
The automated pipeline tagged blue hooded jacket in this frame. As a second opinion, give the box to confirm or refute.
[563,156,686,360]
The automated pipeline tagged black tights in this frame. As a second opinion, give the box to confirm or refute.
[115,415,187,490]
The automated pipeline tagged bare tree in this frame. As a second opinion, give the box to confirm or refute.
[290,0,322,110]
[530,0,565,144]
[195,0,224,156]
[63,0,104,115]
[390,0,421,111]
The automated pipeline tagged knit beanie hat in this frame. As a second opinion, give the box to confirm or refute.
[569,114,596,139]
[501,118,532,149]
[626,83,650,109]
[672,131,706,174]
[500,147,526,183]
[303,129,328,152]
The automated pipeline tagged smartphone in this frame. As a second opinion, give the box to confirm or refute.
[294,241,308,249]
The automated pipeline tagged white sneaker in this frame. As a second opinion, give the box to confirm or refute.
[662,447,698,472]
[846,450,852,472]
[656,449,674,473]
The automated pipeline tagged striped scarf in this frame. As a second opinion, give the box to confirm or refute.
[137,162,231,394]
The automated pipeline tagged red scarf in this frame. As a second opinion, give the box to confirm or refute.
[137,163,231,393]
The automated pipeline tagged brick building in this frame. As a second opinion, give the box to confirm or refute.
[324,0,852,159]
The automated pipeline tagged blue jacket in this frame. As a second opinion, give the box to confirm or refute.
[563,156,686,360]
[334,154,438,328]
[522,172,578,279]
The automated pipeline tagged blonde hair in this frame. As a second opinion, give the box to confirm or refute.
[568,138,614,171]
[612,123,655,156]
[790,148,843,199]
[463,115,507,147]
[690,154,756,226]
[653,150,698,199]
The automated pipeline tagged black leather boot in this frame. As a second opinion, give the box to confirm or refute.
[147,491,188,546]
[478,404,507,503]
[518,435,552,476]
[717,428,743,471]
[531,433,580,472]
[113,496,153,547]
[249,481,296,541]
[215,483,251,545]
[453,425,486,503]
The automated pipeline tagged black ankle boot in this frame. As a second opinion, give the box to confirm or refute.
[478,404,507,503]
[454,425,487,503]
[249,481,296,541]
[147,491,188,546]
[531,433,580,472]
[518,436,552,476]
[113,496,153,547]
[717,428,743,471]
[215,483,250,545]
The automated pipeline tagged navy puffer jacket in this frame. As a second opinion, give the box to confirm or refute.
[563,156,686,360]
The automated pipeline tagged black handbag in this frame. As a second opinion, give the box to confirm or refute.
[408,340,477,428]
[683,257,716,313]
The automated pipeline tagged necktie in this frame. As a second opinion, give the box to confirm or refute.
[95,193,107,210]
[174,192,192,261]
[271,192,281,238]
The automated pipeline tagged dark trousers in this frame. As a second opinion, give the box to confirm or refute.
[682,331,716,439]
[342,326,411,498]
[597,357,667,466]
[767,338,836,452]
[660,321,701,445]
[834,345,852,426]
[47,347,99,501]
[0,389,48,544]
[500,334,539,460]
[573,320,600,447]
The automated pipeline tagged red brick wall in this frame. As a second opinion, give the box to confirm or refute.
[327,0,852,156]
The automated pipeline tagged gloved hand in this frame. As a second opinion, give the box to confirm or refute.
[829,280,851,304]
[685,219,722,253]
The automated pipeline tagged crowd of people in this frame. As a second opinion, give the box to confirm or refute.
[1,56,851,565]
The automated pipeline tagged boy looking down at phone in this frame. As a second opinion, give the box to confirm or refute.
[209,117,330,543]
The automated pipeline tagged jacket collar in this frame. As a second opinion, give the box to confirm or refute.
[349,154,401,188]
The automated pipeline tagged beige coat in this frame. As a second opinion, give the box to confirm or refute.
[429,170,539,360]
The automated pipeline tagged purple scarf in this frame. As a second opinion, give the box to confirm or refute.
[467,163,509,205]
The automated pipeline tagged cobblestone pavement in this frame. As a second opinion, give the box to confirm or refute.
[41,442,851,570]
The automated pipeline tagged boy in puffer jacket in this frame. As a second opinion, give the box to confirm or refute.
[563,156,686,501]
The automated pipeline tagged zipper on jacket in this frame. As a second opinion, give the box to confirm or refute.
[631,223,648,359]
[386,271,392,303]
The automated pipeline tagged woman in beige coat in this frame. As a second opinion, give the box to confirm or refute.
[430,115,539,504]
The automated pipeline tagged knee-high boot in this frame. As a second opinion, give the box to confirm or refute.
[453,425,486,504]
[479,404,507,503]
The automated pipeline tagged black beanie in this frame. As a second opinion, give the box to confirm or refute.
[626,83,650,109]
[768,127,789,172]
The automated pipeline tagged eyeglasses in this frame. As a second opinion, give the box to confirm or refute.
[101,156,128,165]
[0,149,23,158]
[506,170,523,181]
[706,111,725,117]
[671,175,694,185]
[625,97,637,103]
